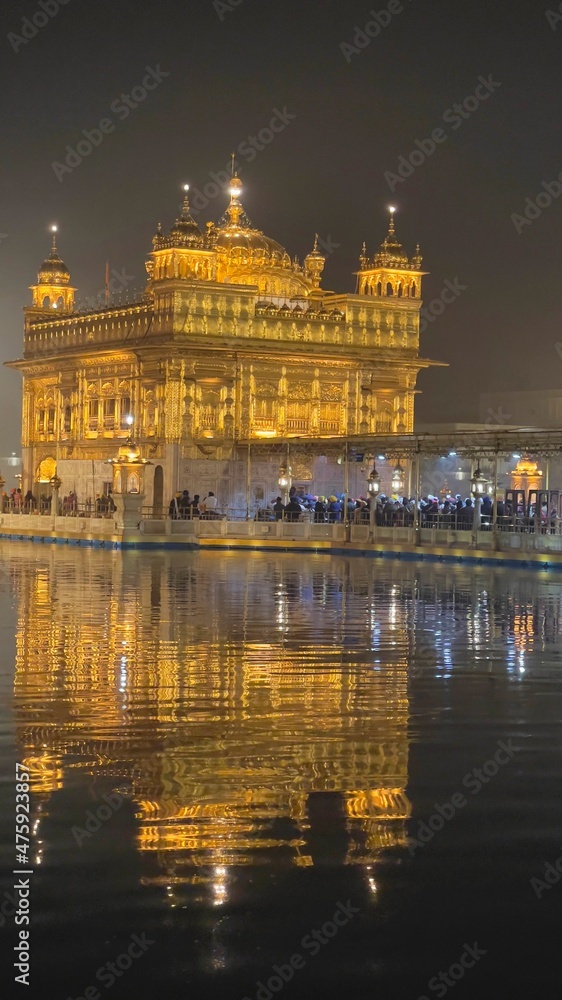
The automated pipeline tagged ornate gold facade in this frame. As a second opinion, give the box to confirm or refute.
[7,178,442,504]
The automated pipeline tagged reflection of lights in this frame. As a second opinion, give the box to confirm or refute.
[212,865,228,907]
[368,877,377,894]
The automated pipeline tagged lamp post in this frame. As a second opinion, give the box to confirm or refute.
[367,463,380,541]
[106,437,152,532]
[50,474,62,518]
[278,465,292,505]
[471,463,488,532]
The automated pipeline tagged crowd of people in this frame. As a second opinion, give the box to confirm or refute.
[255,491,559,531]
[0,488,113,516]
[168,491,219,519]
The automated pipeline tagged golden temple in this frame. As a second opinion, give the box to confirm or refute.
[7,178,442,506]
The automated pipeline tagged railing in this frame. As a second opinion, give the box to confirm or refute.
[1,500,115,519]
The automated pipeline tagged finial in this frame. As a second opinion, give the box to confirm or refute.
[388,206,396,236]
[226,172,244,225]
[231,152,236,177]
[50,224,58,252]
[181,183,190,216]
[361,241,367,255]
[157,221,163,234]
[313,233,319,252]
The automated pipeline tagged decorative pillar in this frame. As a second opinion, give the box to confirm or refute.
[106,438,152,532]
[50,474,61,523]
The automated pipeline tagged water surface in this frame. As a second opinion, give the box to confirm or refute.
[0,545,561,998]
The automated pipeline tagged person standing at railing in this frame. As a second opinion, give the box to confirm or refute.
[178,490,191,519]
[327,496,342,522]
[273,497,285,521]
[169,493,181,519]
[190,495,201,518]
[201,492,218,518]
[285,496,304,522]
[24,490,36,513]
[314,496,327,523]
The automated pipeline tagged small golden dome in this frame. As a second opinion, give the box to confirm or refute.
[215,173,289,261]
[169,187,203,246]
[38,227,70,284]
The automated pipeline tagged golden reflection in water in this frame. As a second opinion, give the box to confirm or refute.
[10,547,412,895]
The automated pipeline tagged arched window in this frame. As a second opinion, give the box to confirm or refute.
[386,282,393,297]
[376,281,382,296]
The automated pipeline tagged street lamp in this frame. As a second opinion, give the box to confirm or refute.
[278,465,292,503]
[367,463,380,540]
[471,463,489,532]
[50,474,62,516]
[391,462,405,494]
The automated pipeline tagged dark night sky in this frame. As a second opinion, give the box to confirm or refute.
[1,0,561,455]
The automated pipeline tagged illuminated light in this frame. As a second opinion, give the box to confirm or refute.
[377,455,385,461]
[125,414,134,426]
[367,464,380,496]
[512,453,521,459]
[183,183,189,192]
[392,462,405,493]
[449,451,456,457]
[254,430,277,437]
[389,206,396,214]
[51,225,58,233]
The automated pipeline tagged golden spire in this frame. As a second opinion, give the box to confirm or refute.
[304,233,325,288]
[373,207,410,269]
[181,184,191,216]
[169,183,203,245]
[226,173,245,227]
[38,225,70,283]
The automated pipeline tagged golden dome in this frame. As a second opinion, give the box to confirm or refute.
[214,174,291,266]
[168,186,203,247]
[38,227,70,284]
[363,210,422,271]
